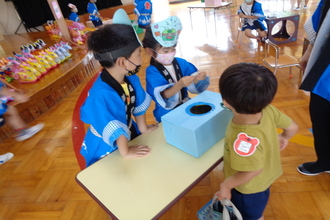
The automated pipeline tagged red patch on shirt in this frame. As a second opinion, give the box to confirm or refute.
[233,133,260,157]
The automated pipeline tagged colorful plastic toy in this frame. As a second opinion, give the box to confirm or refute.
[6,58,37,83]
[26,59,47,75]
[34,55,52,71]
[45,49,61,64]
[39,51,58,68]
[20,62,42,79]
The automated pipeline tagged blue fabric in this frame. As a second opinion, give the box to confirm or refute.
[311,0,324,32]
[87,2,100,21]
[134,0,152,28]
[0,83,7,116]
[80,73,151,167]
[69,12,80,22]
[242,21,266,31]
[238,1,266,31]
[92,19,103,27]
[313,64,330,101]
[146,57,209,122]
[231,188,270,220]
[305,0,330,102]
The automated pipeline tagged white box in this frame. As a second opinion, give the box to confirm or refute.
[205,0,223,6]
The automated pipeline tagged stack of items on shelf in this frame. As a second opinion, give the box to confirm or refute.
[0,39,72,84]
[45,20,89,45]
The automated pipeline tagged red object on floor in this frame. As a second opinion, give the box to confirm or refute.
[72,72,100,170]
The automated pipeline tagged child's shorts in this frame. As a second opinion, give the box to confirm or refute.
[242,21,266,31]
[231,188,270,220]
[92,19,103,27]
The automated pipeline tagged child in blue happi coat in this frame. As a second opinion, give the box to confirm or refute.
[133,0,152,29]
[238,0,267,41]
[80,9,158,167]
[87,0,103,27]
[68,3,80,22]
[142,16,210,122]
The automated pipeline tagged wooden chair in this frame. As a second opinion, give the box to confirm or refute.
[235,18,245,49]
[263,39,300,77]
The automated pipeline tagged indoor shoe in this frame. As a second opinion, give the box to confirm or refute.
[0,152,14,165]
[16,123,45,142]
[297,162,330,176]
[303,6,308,9]
[293,7,300,11]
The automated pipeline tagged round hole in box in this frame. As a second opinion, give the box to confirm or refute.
[190,104,212,115]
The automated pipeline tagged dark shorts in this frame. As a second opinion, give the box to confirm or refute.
[231,188,270,220]
[0,103,7,115]
[92,19,103,27]
[242,21,266,31]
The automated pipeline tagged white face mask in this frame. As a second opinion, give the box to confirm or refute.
[244,0,253,3]
[153,50,176,65]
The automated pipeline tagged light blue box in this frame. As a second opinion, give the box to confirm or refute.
[161,90,233,158]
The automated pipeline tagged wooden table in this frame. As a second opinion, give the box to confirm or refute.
[76,124,224,219]
[265,11,300,44]
[188,2,233,31]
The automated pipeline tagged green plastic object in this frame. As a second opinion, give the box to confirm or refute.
[131,20,144,34]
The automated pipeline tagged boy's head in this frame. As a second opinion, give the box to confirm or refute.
[68,3,77,13]
[88,24,141,68]
[219,62,277,114]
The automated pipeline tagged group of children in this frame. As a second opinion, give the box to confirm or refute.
[79,5,299,220]
[68,0,103,27]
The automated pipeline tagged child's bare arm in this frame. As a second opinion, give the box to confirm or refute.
[161,76,195,99]
[0,87,29,103]
[278,120,299,150]
[217,169,263,200]
[116,135,151,158]
[135,114,158,134]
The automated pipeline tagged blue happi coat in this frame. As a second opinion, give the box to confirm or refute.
[80,72,151,166]
[146,57,210,122]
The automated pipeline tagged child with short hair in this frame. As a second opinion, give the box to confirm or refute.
[217,63,298,220]
[238,0,267,41]
[80,9,157,167]
[142,16,210,122]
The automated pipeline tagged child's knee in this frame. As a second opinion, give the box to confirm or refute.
[260,31,267,38]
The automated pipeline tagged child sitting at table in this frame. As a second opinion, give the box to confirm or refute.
[142,16,210,122]
[238,0,267,41]
[80,9,158,167]
[216,63,298,220]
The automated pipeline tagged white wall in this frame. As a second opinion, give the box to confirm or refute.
[0,0,133,36]
[0,1,30,35]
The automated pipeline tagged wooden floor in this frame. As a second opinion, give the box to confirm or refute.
[1,0,330,219]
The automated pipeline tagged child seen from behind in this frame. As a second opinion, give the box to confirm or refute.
[217,63,298,220]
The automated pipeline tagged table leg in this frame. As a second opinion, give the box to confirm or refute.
[189,9,193,31]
